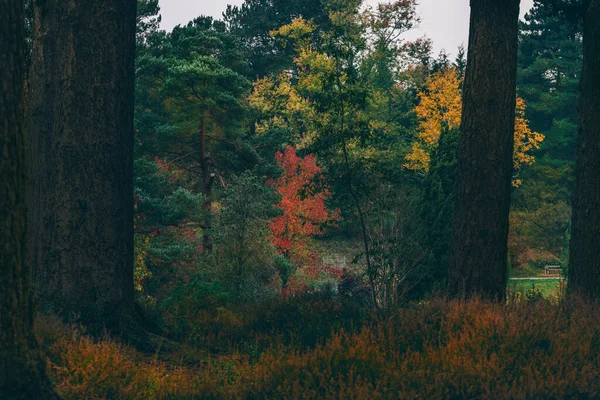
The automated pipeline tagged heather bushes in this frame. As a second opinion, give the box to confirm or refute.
[38,298,600,399]
[161,286,361,352]
[246,299,600,398]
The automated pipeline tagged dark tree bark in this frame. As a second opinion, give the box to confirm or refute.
[568,0,600,299]
[448,0,521,301]
[200,114,214,252]
[27,0,137,333]
[0,0,59,397]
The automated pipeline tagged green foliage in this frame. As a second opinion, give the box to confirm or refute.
[128,0,582,352]
[418,126,460,293]
[161,277,231,337]
[518,0,582,159]
[136,186,205,227]
[135,15,252,174]
[367,187,428,308]
[161,55,249,134]
[246,2,434,307]
[223,0,331,77]
[133,12,263,311]
[509,0,580,271]
[510,159,573,270]
[136,0,161,45]
[143,172,282,338]
[212,172,281,303]
[273,253,296,289]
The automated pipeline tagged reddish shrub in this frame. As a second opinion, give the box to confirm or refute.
[36,298,600,399]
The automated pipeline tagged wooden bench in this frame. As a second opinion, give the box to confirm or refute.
[544,265,562,276]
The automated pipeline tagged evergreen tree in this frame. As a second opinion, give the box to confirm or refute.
[27,0,137,333]
[568,0,600,299]
[224,0,330,77]
[518,0,582,159]
[454,44,467,78]
[420,127,459,293]
[509,1,582,272]
[0,0,58,396]
[135,16,250,252]
[448,0,520,301]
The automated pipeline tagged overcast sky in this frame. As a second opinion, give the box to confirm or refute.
[159,0,534,56]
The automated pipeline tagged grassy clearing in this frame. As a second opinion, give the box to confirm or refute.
[510,264,545,278]
[508,278,565,300]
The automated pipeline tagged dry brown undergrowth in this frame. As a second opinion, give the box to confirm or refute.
[36,298,600,399]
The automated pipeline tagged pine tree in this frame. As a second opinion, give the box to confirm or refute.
[448,0,520,301]
[518,0,582,159]
[27,0,137,333]
[508,0,582,273]
[420,127,460,293]
[136,17,250,252]
[0,0,58,396]
[224,0,330,77]
[568,0,600,299]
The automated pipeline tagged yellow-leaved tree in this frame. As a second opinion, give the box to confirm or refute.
[404,68,463,171]
[248,18,330,149]
[404,67,544,185]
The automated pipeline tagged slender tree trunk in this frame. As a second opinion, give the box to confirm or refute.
[27,0,137,333]
[448,0,520,301]
[568,0,600,299]
[0,0,59,397]
[200,114,214,252]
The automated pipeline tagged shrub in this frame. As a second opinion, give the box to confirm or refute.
[37,298,600,399]
[212,171,280,303]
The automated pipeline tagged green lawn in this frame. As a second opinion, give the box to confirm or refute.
[508,278,565,300]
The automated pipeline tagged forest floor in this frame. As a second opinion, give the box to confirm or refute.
[37,296,600,399]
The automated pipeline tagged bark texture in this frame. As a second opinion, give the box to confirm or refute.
[27,0,137,333]
[0,0,59,397]
[448,0,520,301]
[568,0,600,299]
[200,114,214,252]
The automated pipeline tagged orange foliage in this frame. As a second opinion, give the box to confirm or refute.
[404,68,544,183]
[224,298,600,399]
[37,298,600,399]
[269,146,338,262]
[404,68,462,171]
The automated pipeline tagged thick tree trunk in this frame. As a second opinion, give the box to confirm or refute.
[568,0,600,299]
[27,0,137,333]
[448,0,520,301]
[0,0,59,397]
[200,114,214,252]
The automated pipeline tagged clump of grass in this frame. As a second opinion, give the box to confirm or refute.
[36,298,600,399]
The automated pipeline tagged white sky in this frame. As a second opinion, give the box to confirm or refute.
[159,0,534,57]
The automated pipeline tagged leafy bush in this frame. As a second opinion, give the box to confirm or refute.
[212,171,280,303]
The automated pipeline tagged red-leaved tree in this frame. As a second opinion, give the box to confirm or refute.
[270,147,337,264]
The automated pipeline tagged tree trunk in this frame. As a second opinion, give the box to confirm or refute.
[200,114,214,252]
[568,0,600,299]
[27,0,137,333]
[0,0,59,397]
[448,0,520,301]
